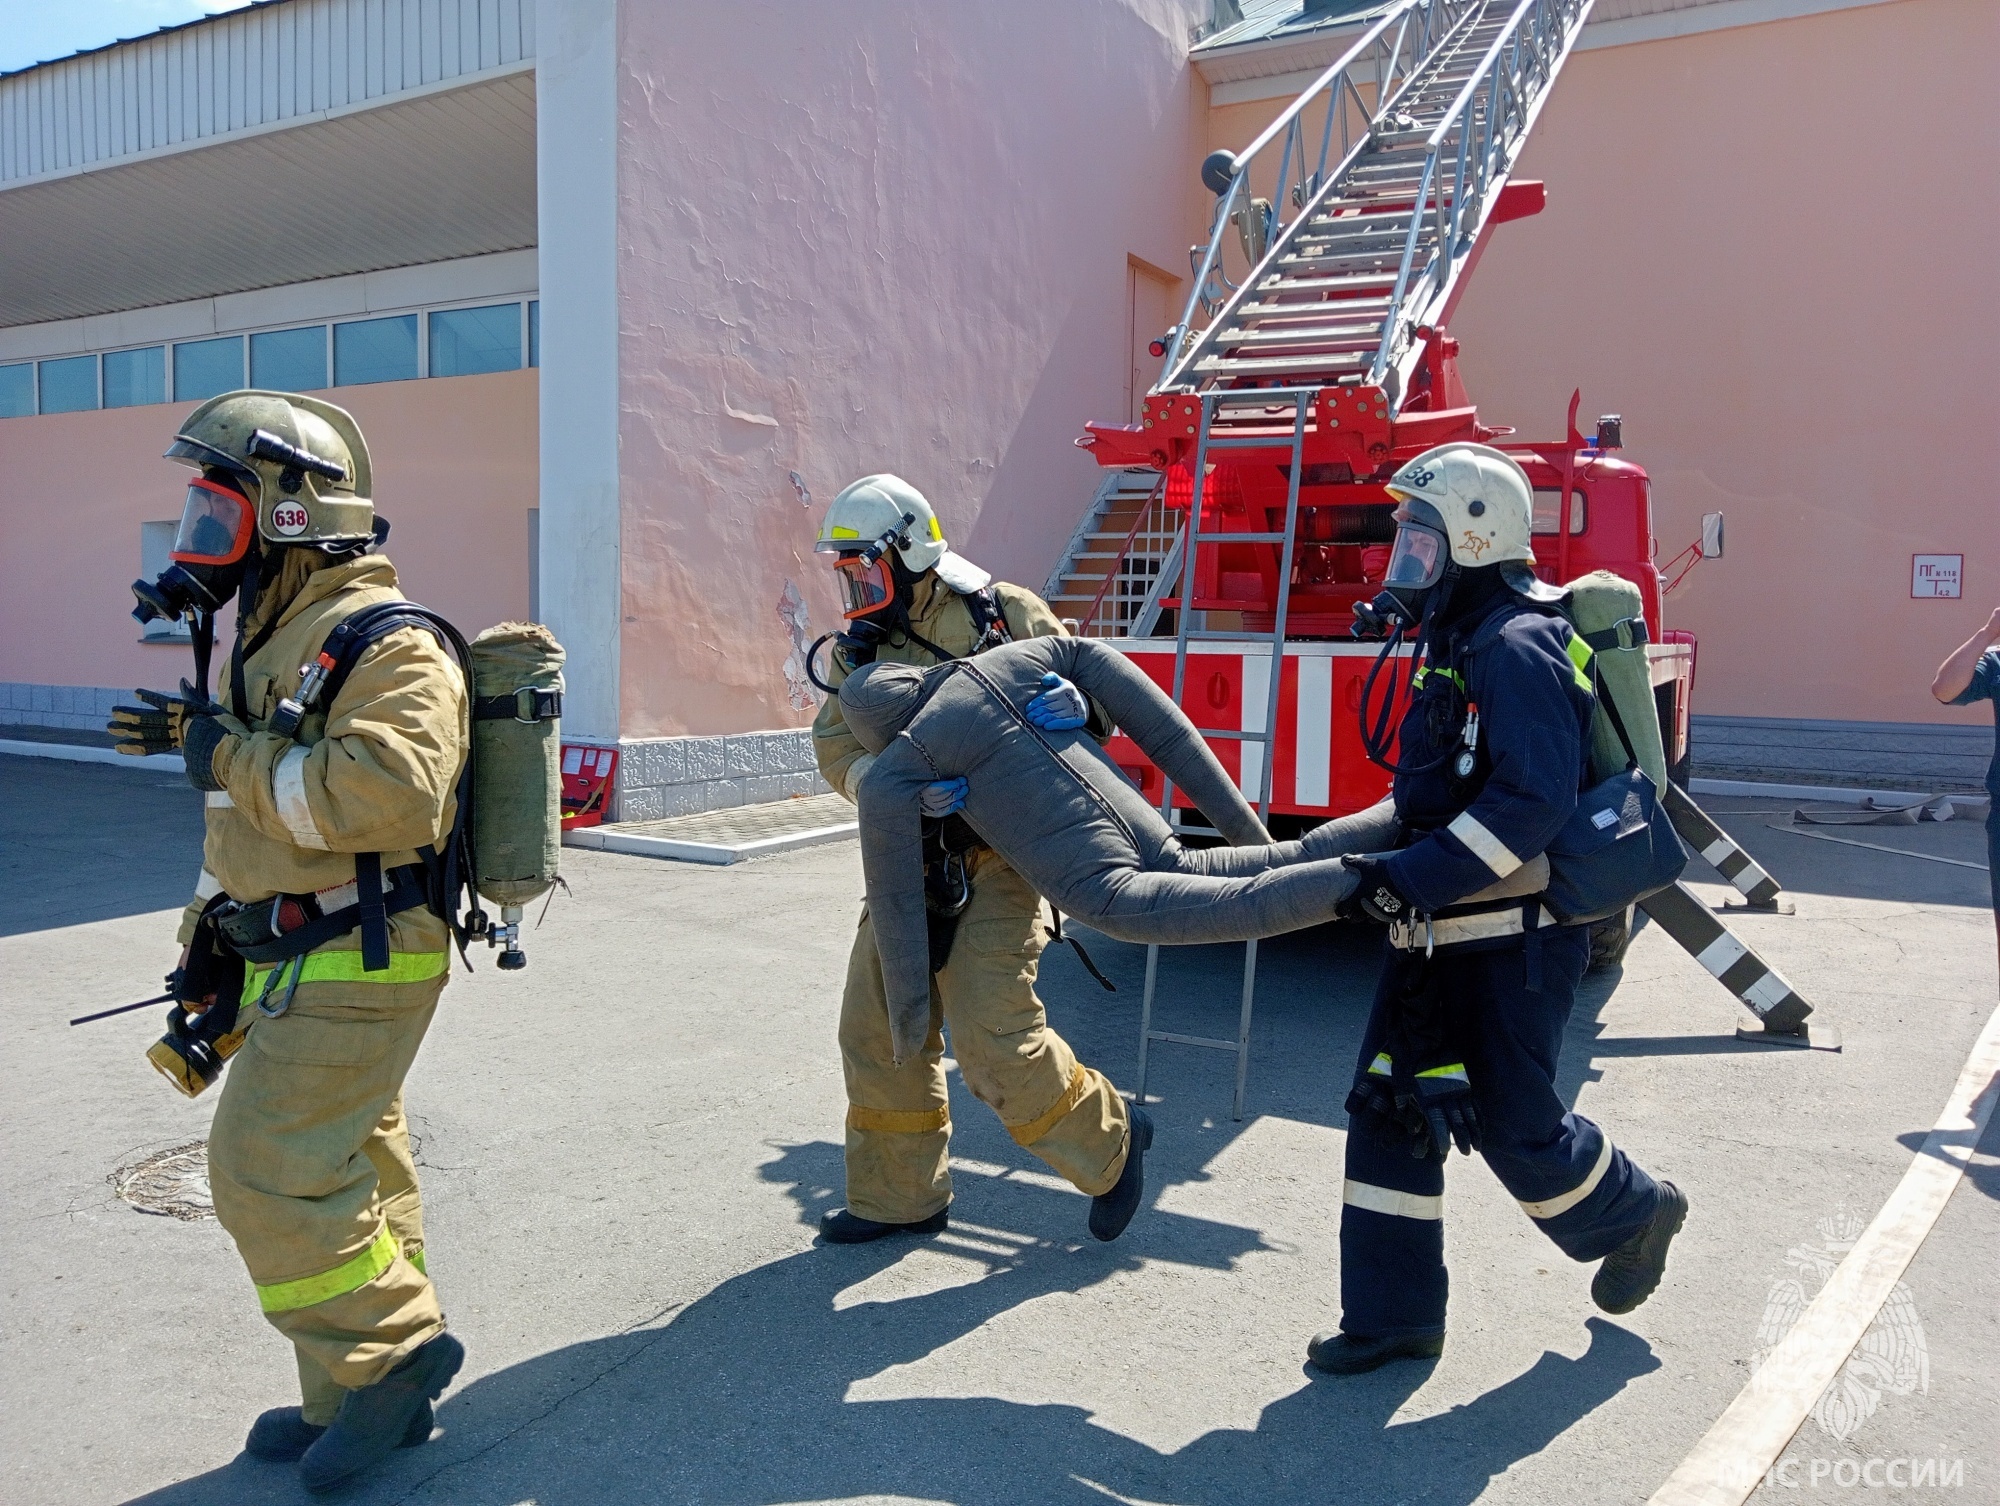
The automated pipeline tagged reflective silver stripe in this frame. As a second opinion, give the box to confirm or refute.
[1519,1137,1615,1220]
[1343,1178,1443,1221]
[204,790,234,809]
[272,745,329,851]
[1700,837,1733,866]
[193,868,223,900]
[1388,909,1524,950]
[1447,810,1522,878]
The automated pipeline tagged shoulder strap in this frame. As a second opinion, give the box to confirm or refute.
[962,587,1014,653]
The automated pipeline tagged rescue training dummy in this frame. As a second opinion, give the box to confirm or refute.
[838,635,1380,1063]
[811,475,1169,1247]
[1307,441,1688,1380]
[106,392,470,1493]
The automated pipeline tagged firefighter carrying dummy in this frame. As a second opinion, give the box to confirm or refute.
[108,392,467,1491]
[810,475,1153,1243]
[1313,443,1688,1375]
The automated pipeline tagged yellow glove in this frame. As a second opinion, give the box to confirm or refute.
[108,684,217,757]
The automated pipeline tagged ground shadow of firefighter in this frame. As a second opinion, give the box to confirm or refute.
[126,924,1659,1506]
[126,1137,1657,1506]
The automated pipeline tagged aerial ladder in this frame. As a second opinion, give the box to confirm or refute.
[1078,0,1822,1119]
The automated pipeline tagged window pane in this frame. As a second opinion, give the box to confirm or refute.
[0,363,31,418]
[103,346,166,408]
[1531,489,1587,535]
[251,326,329,391]
[528,300,540,368]
[38,355,98,413]
[174,337,244,401]
[429,303,521,377]
[334,315,418,386]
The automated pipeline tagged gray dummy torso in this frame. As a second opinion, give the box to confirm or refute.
[841,637,1396,1060]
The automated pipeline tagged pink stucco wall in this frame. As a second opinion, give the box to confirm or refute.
[612,0,1208,739]
[0,369,537,692]
[1449,0,1999,726]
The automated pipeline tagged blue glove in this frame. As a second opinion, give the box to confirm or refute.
[919,778,969,818]
[1024,672,1089,732]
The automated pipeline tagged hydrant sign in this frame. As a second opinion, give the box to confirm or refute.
[1911,555,1963,599]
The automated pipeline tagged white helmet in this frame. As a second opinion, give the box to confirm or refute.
[815,474,990,604]
[1385,442,1535,570]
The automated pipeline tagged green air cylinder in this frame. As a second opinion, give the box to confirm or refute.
[468,622,565,907]
[1561,570,1667,791]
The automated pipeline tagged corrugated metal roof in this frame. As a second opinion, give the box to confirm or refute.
[1,0,534,186]
[0,69,535,326]
[1196,0,1401,54]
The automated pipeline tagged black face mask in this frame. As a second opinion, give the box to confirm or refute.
[131,557,247,626]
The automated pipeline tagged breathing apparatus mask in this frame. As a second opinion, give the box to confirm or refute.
[806,512,924,693]
[1352,500,1465,775]
[131,471,260,626]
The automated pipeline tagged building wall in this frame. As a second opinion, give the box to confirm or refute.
[0,368,537,721]
[1448,0,1998,732]
[609,0,1210,743]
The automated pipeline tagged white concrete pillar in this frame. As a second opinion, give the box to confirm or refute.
[534,0,621,742]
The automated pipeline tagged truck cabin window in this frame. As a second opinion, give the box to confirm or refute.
[1531,488,1587,535]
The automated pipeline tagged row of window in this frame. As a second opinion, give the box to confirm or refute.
[0,299,540,419]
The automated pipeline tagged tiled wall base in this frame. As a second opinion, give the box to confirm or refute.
[1,683,126,736]
[613,728,832,821]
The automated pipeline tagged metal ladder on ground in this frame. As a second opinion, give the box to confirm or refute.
[1159,0,1596,411]
[1134,390,1308,1121]
[1130,0,1597,1117]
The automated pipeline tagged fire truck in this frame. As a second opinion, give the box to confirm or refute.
[1049,0,1816,1112]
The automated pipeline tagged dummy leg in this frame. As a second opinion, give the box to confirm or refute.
[938,855,1131,1197]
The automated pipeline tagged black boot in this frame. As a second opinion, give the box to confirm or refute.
[244,1402,434,1463]
[1593,1179,1688,1315]
[818,1206,949,1244]
[1306,1330,1445,1375]
[1088,1107,1153,1242]
[298,1332,464,1494]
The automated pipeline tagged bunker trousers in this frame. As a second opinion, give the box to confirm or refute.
[1339,926,1662,1337]
[207,963,447,1413]
[839,850,1130,1224]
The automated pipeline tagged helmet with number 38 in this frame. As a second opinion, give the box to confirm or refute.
[165,390,374,552]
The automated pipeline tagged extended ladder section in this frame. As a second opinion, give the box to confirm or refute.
[1160,0,1595,412]
[1136,391,1310,1120]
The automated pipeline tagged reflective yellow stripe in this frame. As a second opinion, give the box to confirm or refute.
[1007,1063,1098,1148]
[827,525,860,539]
[1411,665,1465,692]
[1518,1137,1616,1220]
[256,1224,398,1314]
[1369,1052,1394,1077]
[846,1103,950,1135]
[1565,634,1595,693]
[241,950,448,1004]
[1415,1063,1469,1083]
[409,1248,427,1277]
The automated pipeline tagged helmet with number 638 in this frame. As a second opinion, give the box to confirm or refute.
[165,390,374,549]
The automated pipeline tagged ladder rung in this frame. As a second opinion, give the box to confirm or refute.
[1189,529,1288,542]
[1182,628,1292,642]
[1191,728,1267,742]
[1196,352,1371,376]
[1146,1030,1243,1054]
[1168,822,1222,838]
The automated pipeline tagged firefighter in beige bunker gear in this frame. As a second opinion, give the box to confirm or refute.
[811,474,1151,1244]
[114,391,467,1490]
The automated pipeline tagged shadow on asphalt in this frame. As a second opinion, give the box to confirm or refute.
[126,1138,1659,1506]
[0,757,205,937]
[1686,801,1992,911]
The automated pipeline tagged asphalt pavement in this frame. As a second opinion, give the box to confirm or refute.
[2,757,1994,1506]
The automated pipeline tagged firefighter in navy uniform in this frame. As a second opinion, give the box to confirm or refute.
[1310,443,1689,1376]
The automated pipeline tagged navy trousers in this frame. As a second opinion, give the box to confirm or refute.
[1339,924,1662,1338]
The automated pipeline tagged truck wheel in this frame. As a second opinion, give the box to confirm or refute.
[1587,906,1636,972]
